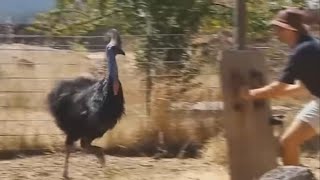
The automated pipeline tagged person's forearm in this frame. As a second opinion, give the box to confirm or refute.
[249,85,276,99]
[249,82,303,99]
[282,84,305,96]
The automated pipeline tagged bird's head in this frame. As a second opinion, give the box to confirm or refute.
[104,29,125,56]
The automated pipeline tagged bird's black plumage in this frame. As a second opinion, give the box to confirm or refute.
[47,29,125,178]
[48,76,125,142]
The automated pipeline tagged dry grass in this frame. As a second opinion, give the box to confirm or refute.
[201,133,228,167]
[0,43,318,171]
[94,81,224,158]
[0,44,224,159]
[0,44,91,155]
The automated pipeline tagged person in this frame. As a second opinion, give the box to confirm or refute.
[241,8,320,166]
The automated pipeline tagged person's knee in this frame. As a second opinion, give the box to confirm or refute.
[280,132,312,151]
[280,120,316,149]
[280,134,300,149]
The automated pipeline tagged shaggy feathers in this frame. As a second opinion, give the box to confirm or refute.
[48,76,125,141]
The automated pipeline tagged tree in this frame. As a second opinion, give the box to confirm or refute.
[27,0,306,112]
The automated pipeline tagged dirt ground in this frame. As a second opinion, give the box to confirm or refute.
[0,152,319,180]
[0,152,229,180]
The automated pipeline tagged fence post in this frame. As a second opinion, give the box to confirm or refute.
[219,0,278,179]
[145,14,153,116]
[4,17,14,44]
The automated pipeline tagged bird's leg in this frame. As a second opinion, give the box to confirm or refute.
[80,138,105,167]
[63,137,75,179]
[63,145,71,179]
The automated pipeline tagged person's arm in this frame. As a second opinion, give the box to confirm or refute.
[243,43,308,100]
[282,80,309,96]
[243,80,305,100]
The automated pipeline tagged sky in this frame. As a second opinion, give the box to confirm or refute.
[0,0,56,24]
[305,0,320,9]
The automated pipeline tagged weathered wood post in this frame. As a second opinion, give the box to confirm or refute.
[219,0,278,179]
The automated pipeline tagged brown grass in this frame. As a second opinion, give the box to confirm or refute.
[201,133,228,167]
[0,44,223,160]
[93,81,224,158]
[0,43,318,170]
[0,44,91,155]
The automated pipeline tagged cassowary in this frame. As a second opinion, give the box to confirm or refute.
[47,29,125,178]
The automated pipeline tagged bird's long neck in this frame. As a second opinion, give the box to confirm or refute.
[106,47,118,82]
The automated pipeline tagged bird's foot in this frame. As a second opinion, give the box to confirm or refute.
[80,138,106,168]
[63,170,70,180]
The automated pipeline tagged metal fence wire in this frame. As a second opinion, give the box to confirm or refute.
[0,34,222,140]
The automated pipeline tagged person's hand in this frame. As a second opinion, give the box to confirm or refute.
[113,80,120,96]
[239,87,252,100]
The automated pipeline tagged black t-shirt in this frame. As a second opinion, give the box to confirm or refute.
[279,35,320,98]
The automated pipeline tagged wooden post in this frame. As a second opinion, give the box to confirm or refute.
[235,0,246,49]
[219,0,278,179]
[220,50,278,180]
[145,14,152,116]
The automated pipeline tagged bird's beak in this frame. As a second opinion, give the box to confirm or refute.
[117,48,125,56]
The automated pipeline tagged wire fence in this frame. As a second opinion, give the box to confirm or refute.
[0,33,308,154]
[0,35,221,141]
[0,34,310,155]
[0,34,278,52]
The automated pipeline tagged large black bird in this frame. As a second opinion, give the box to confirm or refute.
[47,29,125,178]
